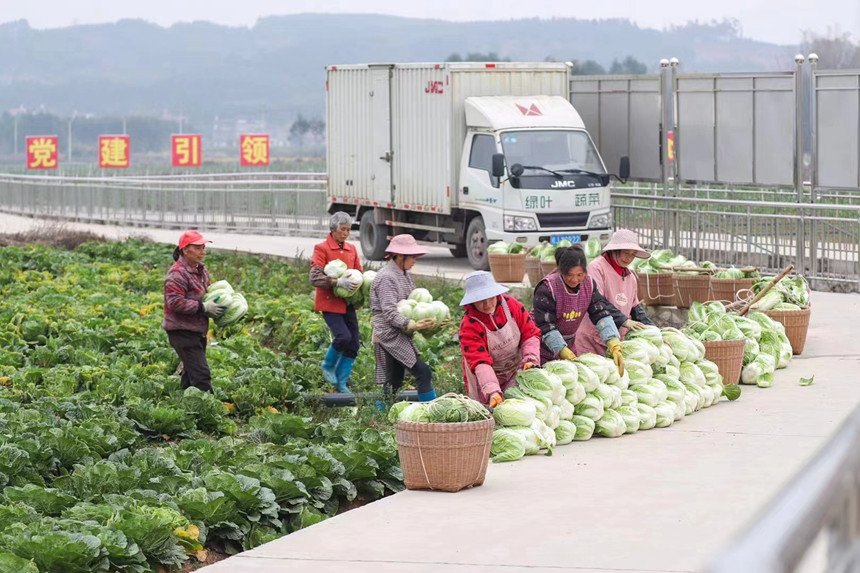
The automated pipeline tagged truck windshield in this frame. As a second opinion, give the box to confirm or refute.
[500,130,605,175]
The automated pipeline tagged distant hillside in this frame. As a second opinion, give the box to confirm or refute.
[0,14,795,126]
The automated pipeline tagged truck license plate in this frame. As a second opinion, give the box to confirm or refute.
[550,234,581,245]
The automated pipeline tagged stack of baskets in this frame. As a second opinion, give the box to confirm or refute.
[488,252,526,283]
[701,339,746,385]
[395,418,495,492]
[761,307,811,355]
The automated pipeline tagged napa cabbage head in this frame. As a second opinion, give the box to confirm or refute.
[572,415,595,440]
[625,359,652,386]
[629,384,659,407]
[637,403,657,430]
[654,401,676,427]
[544,360,579,388]
[625,325,663,346]
[621,389,639,407]
[492,399,536,427]
[574,362,600,392]
[554,420,577,445]
[324,260,348,278]
[407,288,433,303]
[616,405,641,434]
[564,381,587,406]
[679,361,706,388]
[516,368,557,402]
[595,409,627,438]
[621,339,658,365]
[491,428,527,462]
[573,394,605,421]
[575,353,611,384]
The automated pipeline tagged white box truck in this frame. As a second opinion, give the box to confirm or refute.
[326,62,628,270]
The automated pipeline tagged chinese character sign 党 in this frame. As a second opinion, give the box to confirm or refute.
[99,136,130,168]
[172,135,202,167]
[26,136,59,169]
[240,134,270,166]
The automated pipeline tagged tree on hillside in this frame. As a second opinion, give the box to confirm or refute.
[609,56,648,74]
[446,52,511,62]
[570,60,606,75]
[802,29,860,69]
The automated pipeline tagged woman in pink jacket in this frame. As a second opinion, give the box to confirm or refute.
[575,229,655,357]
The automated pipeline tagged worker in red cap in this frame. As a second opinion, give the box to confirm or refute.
[163,230,225,393]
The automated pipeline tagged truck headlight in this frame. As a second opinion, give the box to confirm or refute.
[504,215,537,232]
[588,213,612,229]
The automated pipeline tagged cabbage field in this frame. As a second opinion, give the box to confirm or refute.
[0,238,466,572]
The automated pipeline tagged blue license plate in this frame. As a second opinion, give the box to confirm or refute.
[550,234,581,245]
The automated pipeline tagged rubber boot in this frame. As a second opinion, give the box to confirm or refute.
[321,344,342,387]
[333,356,355,393]
[418,389,437,402]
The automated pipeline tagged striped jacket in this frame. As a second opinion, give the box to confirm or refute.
[162,257,211,334]
[370,260,418,384]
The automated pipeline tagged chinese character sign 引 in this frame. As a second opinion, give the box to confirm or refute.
[172,135,202,167]
[240,134,270,166]
[99,136,130,168]
[26,136,59,169]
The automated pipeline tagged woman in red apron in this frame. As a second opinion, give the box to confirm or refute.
[576,229,655,356]
[532,245,627,373]
[459,271,542,408]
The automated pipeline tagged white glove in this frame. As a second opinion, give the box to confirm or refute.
[203,299,227,318]
[623,319,648,331]
[336,276,360,293]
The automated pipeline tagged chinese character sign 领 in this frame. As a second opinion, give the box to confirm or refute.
[240,134,270,166]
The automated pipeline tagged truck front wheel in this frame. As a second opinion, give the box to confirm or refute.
[359,210,389,260]
[466,217,490,270]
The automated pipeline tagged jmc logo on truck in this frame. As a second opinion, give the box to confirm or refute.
[425,81,444,94]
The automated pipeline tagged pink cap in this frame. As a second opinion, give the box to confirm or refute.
[178,230,211,250]
[603,229,649,259]
[385,234,429,256]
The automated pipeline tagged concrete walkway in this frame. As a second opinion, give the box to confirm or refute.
[2,212,858,572]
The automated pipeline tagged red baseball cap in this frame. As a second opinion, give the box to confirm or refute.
[178,230,211,250]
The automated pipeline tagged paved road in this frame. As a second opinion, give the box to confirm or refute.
[2,212,857,572]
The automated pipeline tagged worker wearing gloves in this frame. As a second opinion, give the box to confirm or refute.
[163,230,224,393]
[532,244,628,374]
[575,229,655,356]
[309,212,363,393]
[370,234,437,402]
[458,271,541,409]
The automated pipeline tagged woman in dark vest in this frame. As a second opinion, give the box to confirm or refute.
[532,245,628,374]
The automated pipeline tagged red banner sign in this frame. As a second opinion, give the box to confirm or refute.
[26,136,59,169]
[240,134,270,166]
[172,134,202,167]
[99,135,130,168]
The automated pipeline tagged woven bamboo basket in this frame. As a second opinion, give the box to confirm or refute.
[395,418,495,492]
[637,273,674,306]
[761,307,811,355]
[488,253,526,283]
[524,256,543,286]
[671,274,711,308]
[540,260,558,277]
[706,278,755,304]
[702,339,746,385]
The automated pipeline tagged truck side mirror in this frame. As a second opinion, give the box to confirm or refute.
[491,153,505,178]
[619,156,630,180]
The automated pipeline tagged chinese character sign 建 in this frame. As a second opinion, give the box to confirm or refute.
[99,136,130,168]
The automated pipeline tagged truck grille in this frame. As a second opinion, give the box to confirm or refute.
[536,212,590,228]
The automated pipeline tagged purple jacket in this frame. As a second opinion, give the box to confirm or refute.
[162,257,211,334]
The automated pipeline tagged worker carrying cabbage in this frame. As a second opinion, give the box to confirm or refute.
[309,212,363,393]
[532,244,627,373]
[163,230,223,393]
[458,271,541,409]
[370,234,437,402]
[575,229,654,356]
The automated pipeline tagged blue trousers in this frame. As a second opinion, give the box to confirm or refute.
[323,307,360,359]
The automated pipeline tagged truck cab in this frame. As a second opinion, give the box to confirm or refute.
[458,95,617,268]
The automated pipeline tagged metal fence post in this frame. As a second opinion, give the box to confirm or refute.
[660,58,672,249]
[670,57,681,253]
[794,54,807,275]
[807,53,820,285]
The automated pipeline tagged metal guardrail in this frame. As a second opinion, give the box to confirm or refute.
[1,173,859,291]
[708,404,860,573]
[613,183,860,292]
[0,172,330,236]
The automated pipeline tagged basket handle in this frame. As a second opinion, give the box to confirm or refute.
[736,265,794,316]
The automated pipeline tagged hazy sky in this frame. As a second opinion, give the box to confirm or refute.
[2,0,858,46]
